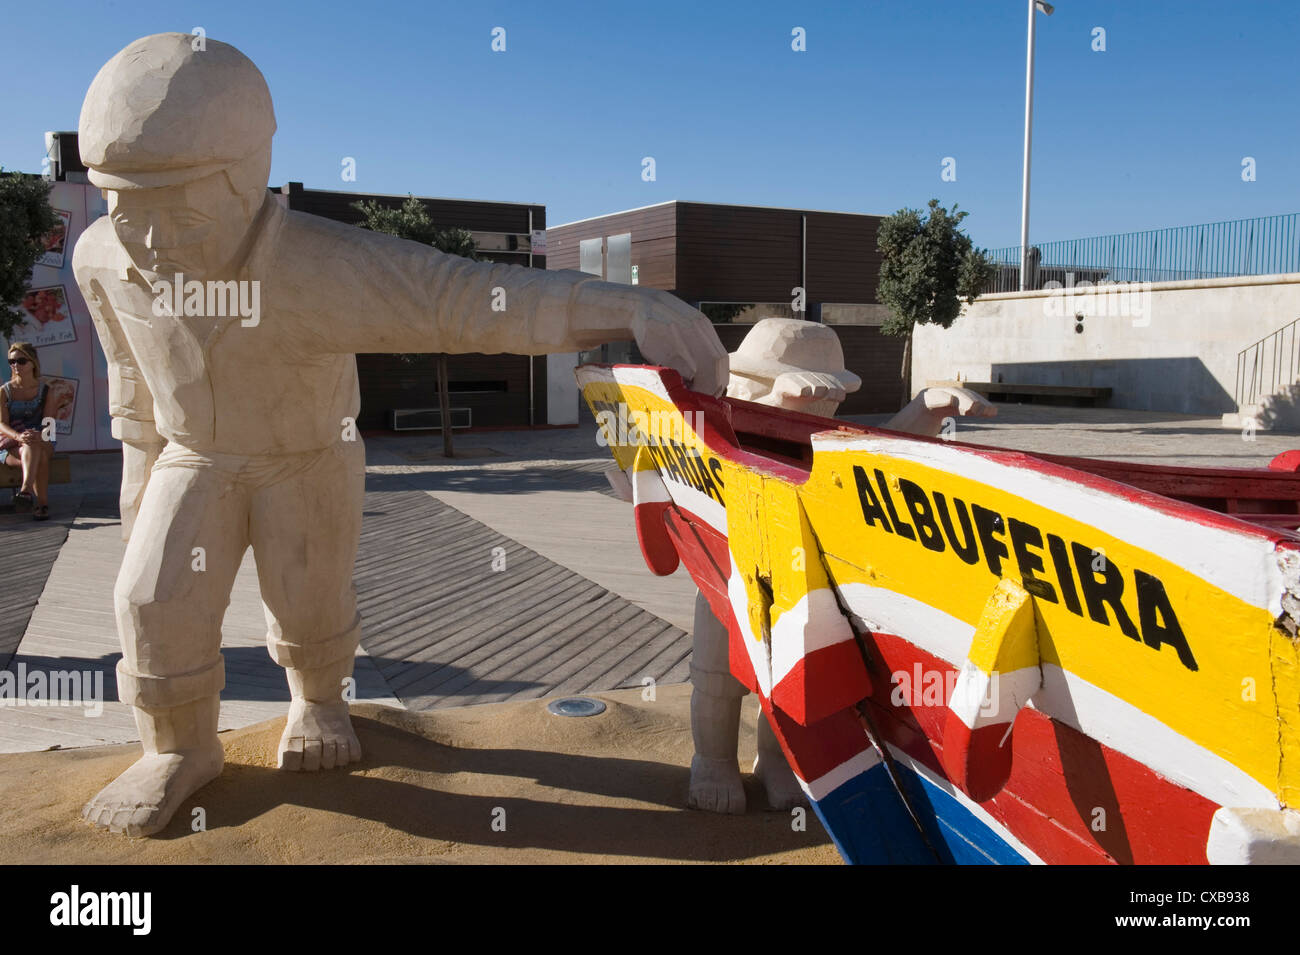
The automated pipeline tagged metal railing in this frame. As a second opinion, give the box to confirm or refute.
[1235,316,1300,411]
[983,213,1300,294]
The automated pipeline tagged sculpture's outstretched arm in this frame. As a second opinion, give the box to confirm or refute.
[296,225,728,396]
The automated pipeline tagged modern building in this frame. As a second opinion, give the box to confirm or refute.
[546,200,906,414]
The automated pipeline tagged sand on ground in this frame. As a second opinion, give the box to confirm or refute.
[0,684,840,864]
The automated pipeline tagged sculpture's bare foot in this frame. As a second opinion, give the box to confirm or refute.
[688,755,746,814]
[277,700,361,771]
[82,745,223,837]
[753,752,805,811]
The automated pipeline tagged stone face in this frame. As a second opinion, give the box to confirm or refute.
[72,31,727,838]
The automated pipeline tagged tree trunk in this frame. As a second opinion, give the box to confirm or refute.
[899,330,913,411]
[437,353,454,458]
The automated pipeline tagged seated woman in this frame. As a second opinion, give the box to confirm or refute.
[1,342,54,520]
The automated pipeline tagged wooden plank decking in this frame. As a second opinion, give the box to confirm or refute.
[0,492,82,671]
[1,460,692,751]
[355,475,691,711]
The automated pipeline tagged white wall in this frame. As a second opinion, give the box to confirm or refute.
[546,352,580,425]
[912,273,1300,414]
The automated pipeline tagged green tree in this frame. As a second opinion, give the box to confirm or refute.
[352,195,480,261]
[876,199,994,407]
[0,171,60,340]
[352,195,484,456]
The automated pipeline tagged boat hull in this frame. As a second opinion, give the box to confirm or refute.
[579,364,1300,865]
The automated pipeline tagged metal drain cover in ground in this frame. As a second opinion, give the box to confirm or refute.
[546,697,607,718]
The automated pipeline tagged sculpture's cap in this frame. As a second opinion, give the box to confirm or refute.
[728,318,862,392]
[79,32,276,190]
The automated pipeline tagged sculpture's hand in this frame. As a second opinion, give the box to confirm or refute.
[922,385,997,419]
[771,371,848,407]
[885,386,997,438]
[610,287,728,397]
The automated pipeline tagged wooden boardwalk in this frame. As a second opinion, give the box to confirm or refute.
[0,457,692,751]
[0,493,80,671]
[356,475,690,711]
[365,453,700,635]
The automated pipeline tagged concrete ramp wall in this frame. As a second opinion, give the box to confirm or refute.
[912,273,1300,415]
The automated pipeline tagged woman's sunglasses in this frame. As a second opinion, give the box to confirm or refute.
[8,357,31,366]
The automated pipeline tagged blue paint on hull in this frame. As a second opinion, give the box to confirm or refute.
[811,762,1030,865]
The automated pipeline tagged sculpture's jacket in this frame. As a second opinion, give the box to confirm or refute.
[73,196,611,455]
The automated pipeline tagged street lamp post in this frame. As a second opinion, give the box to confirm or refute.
[1020,0,1054,291]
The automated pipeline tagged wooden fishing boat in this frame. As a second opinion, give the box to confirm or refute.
[579,363,1300,865]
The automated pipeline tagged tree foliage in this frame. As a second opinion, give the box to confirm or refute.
[699,302,749,324]
[351,195,480,260]
[0,172,60,339]
[876,199,994,338]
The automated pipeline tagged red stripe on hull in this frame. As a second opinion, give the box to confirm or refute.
[865,632,1219,864]
[634,501,680,576]
[772,640,872,726]
[940,719,1015,804]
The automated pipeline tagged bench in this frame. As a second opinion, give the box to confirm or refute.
[0,453,71,490]
[928,380,1112,407]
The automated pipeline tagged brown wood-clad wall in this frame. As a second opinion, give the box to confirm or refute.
[546,200,897,413]
[674,203,803,303]
[546,202,677,289]
[804,211,882,304]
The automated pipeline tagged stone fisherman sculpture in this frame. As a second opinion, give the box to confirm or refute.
[73,32,727,836]
[688,318,995,813]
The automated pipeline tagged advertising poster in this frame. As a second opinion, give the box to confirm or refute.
[3,180,112,451]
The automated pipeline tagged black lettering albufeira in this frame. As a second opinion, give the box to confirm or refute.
[654,438,683,484]
[692,449,721,503]
[673,443,703,491]
[1071,541,1140,640]
[708,456,725,491]
[875,470,916,541]
[1046,533,1083,615]
[853,466,893,533]
[899,479,945,552]
[1134,569,1197,671]
[934,493,980,564]
[1009,518,1057,603]
[972,505,1009,576]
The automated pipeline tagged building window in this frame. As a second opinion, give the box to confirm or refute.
[820,303,892,326]
[698,302,804,324]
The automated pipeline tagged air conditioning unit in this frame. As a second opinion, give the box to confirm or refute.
[390,408,472,431]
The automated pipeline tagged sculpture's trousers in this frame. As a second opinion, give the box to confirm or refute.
[112,440,366,710]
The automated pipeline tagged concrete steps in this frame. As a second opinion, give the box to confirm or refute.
[1222,384,1300,433]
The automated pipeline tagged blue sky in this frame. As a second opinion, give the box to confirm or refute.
[2,0,1296,249]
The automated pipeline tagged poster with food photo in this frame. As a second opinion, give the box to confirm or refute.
[42,375,78,436]
[16,286,78,347]
[38,210,72,269]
